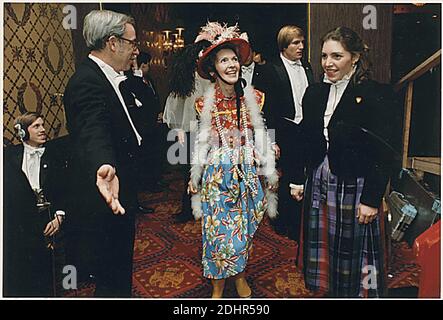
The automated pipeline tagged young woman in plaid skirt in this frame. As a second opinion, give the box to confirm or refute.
[292,27,399,297]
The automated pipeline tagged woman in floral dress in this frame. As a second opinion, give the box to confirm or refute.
[188,22,278,298]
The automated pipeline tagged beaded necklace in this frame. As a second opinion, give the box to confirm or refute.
[213,98,258,195]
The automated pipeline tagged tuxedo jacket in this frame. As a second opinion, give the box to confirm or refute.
[63,57,141,219]
[296,79,400,208]
[245,63,264,88]
[4,143,66,237]
[254,57,314,145]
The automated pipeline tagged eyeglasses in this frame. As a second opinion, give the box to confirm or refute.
[117,36,140,49]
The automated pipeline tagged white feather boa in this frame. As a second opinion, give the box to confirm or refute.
[190,83,278,219]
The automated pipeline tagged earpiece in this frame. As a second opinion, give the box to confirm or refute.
[14,122,27,141]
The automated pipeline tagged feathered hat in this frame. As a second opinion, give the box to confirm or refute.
[196,22,251,80]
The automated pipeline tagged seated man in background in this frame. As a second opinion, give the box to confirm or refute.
[3,112,66,297]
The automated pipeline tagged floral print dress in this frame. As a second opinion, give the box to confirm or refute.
[196,86,267,279]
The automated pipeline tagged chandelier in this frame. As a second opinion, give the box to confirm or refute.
[143,27,185,67]
[144,27,185,53]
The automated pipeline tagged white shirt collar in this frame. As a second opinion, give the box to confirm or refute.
[23,142,45,156]
[88,54,142,145]
[89,54,127,86]
[323,65,356,86]
[280,53,302,67]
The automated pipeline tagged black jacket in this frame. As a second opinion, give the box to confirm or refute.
[296,79,400,208]
[254,56,314,144]
[254,56,314,183]
[3,142,67,296]
[63,57,141,218]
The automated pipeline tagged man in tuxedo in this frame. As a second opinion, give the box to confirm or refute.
[123,52,164,200]
[3,112,66,297]
[255,25,314,242]
[63,10,141,297]
[241,32,266,88]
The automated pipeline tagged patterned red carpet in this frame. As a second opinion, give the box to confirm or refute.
[64,166,419,298]
[386,242,420,290]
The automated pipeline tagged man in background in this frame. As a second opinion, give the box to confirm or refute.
[255,25,314,242]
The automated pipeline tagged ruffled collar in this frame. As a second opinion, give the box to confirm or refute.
[323,65,356,87]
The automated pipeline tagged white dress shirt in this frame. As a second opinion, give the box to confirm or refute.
[241,62,255,87]
[88,54,142,145]
[22,142,45,191]
[322,71,352,145]
[280,53,309,124]
[21,143,65,217]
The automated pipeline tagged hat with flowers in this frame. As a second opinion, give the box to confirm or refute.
[196,21,251,79]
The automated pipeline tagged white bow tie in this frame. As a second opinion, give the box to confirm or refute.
[291,61,302,67]
[27,147,45,157]
[242,65,254,73]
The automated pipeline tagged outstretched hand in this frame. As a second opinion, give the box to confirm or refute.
[96,164,125,214]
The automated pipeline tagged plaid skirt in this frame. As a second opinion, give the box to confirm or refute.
[301,156,386,297]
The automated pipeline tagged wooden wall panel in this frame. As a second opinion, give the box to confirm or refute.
[309,3,393,83]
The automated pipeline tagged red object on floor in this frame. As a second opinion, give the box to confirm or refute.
[413,220,441,298]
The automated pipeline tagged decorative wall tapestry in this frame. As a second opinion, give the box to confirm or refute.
[4,3,75,145]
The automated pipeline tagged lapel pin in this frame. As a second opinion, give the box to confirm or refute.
[356,96,362,104]
[43,164,48,169]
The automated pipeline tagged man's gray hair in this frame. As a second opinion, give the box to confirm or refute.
[83,10,135,50]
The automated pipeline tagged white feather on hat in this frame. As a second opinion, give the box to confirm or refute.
[196,21,244,45]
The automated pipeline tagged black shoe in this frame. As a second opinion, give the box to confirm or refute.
[174,213,193,223]
[138,205,155,214]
